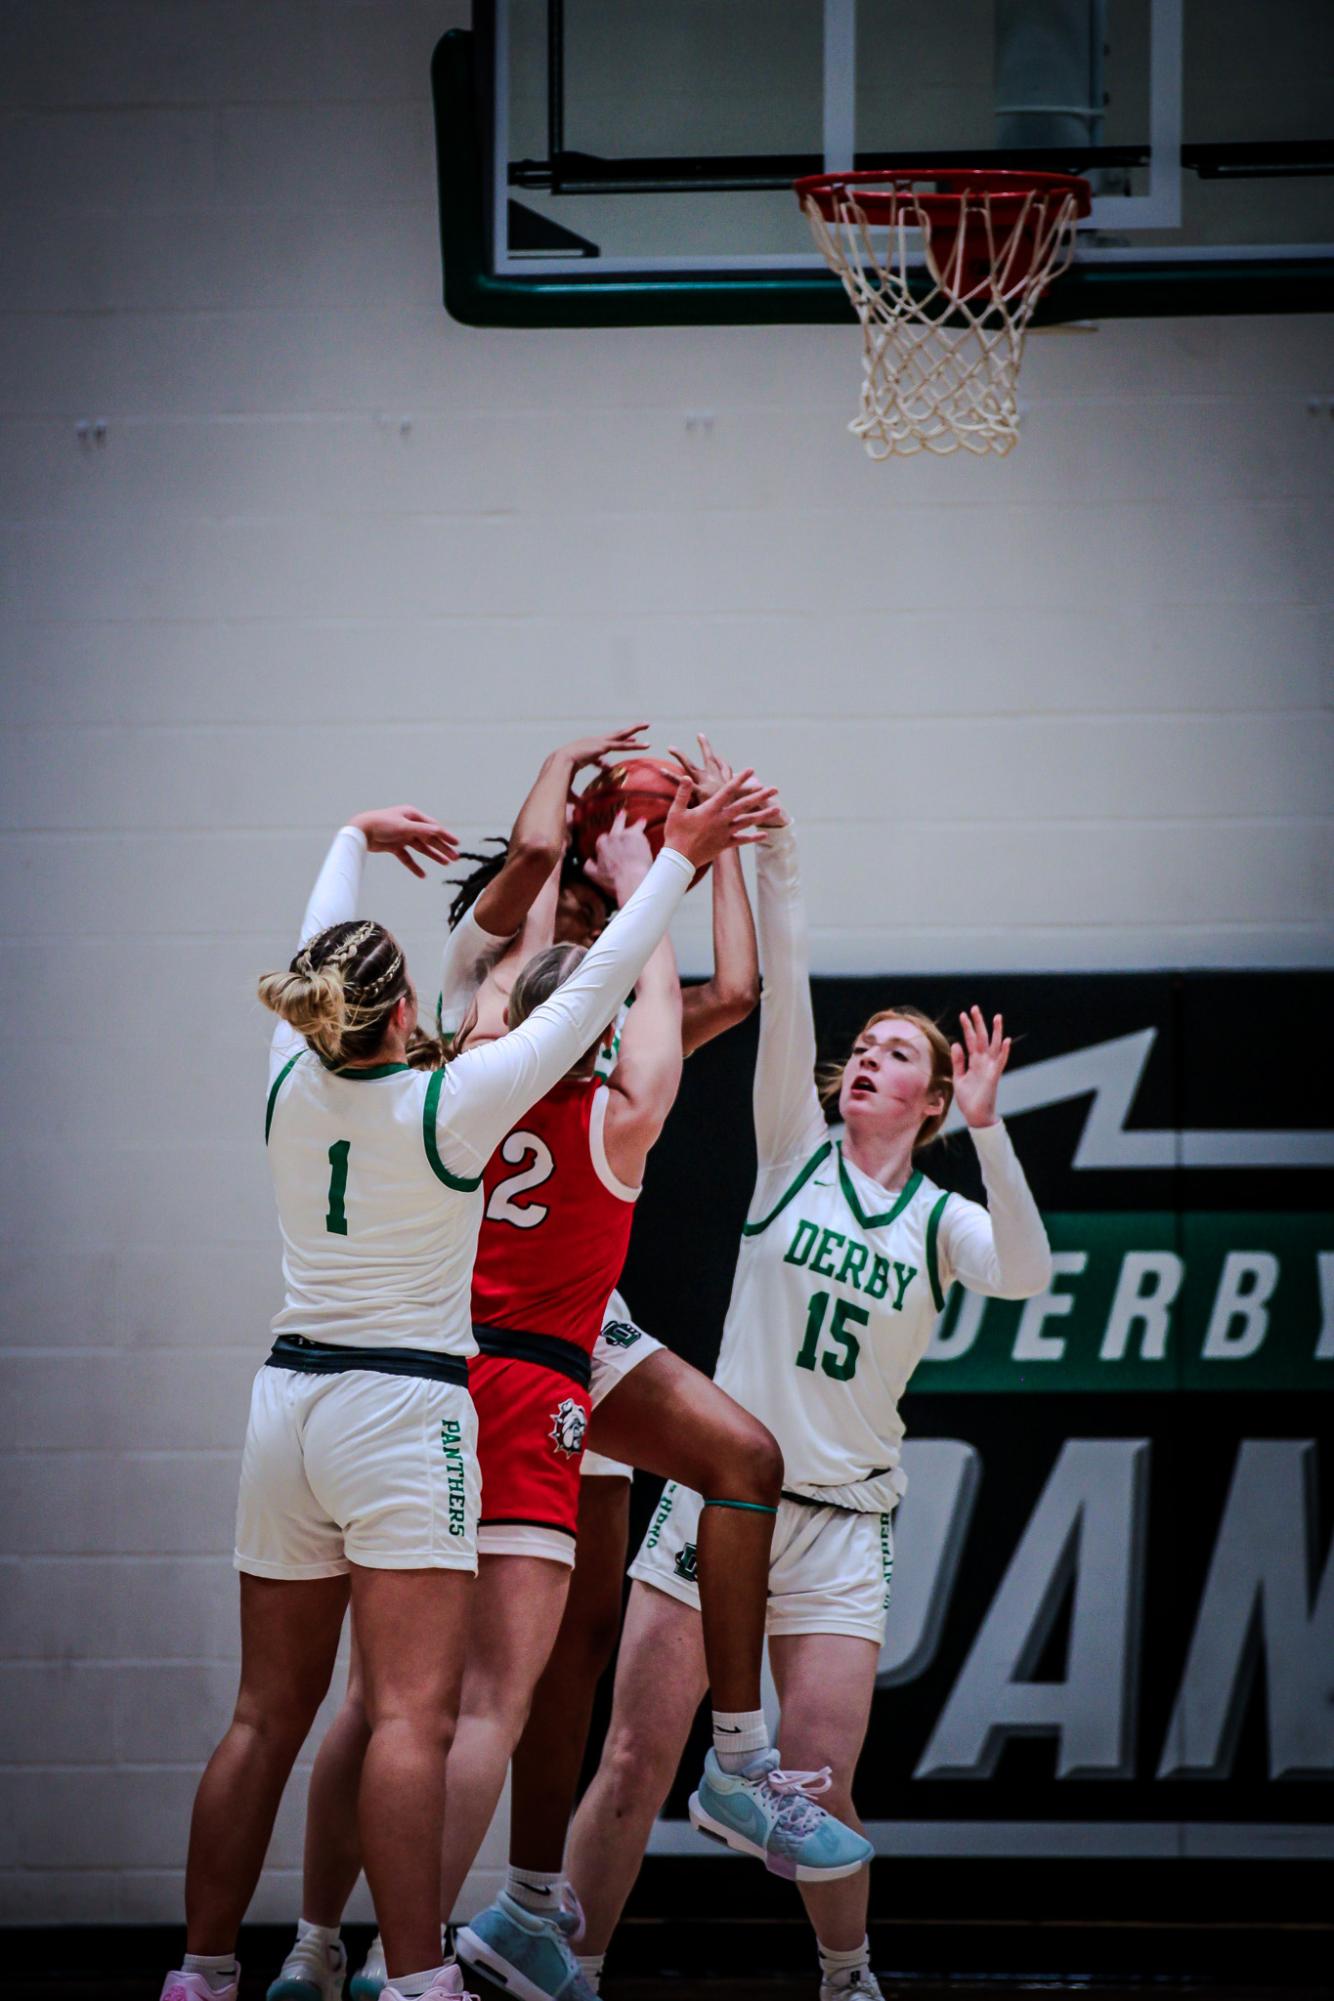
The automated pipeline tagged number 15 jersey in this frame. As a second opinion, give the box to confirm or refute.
[715,823,1052,1516]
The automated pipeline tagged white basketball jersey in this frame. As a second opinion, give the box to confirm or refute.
[713,1137,951,1514]
[265,1052,483,1355]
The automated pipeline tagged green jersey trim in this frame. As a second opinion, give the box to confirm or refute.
[740,1140,833,1237]
[265,1053,303,1145]
[320,1059,414,1080]
[837,1147,923,1231]
[422,1068,484,1192]
[925,1190,951,1312]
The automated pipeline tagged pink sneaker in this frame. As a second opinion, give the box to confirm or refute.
[380,1971,477,2001]
[160,1973,239,2001]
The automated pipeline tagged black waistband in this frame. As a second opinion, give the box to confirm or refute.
[472,1323,592,1391]
[267,1333,469,1388]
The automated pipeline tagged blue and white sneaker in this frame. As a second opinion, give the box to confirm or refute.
[456,1892,598,2001]
[347,1935,385,2001]
[266,1933,346,2001]
[688,1748,874,1882]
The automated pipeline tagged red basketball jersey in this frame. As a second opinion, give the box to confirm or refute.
[470,1078,639,1354]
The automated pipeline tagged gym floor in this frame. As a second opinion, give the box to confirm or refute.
[5,1915,1329,2000]
[6,1980,1330,2001]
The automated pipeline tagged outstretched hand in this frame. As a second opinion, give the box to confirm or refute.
[587,808,654,900]
[668,731,732,801]
[560,722,650,773]
[670,733,788,826]
[663,770,780,872]
[951,1006,1010,1129]
[350,806,459,878]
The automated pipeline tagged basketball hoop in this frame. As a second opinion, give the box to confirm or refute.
[795,169,1091,458]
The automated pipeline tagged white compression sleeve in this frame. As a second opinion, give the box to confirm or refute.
[752,823,828,1168]
[269,824,368,1078]
[438,904,512,1035]
[434,846,694,1173]
[299,823,367,946]
[938,1120,1053,1300]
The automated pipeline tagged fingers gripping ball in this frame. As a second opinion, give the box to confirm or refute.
[573,756,712,889]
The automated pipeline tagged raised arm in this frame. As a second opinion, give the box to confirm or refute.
[600,928,685,1190]
[436,775,776,1175]
[439,725,648,1043]
[751,817,829,1167]
[937,1124,1053,1300]
[666,736,760,1057]
[936,1009,1052,1300]
[271,806,456,1079]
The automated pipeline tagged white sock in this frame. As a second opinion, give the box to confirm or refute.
[575,1951,605,1993]
[389,1965,450,1998]
[296,1920,342,1956]
[819,1936,871,1986]
[507,1864,565,1917]
[182,1955,237,1994]
[712,1706,770,1771]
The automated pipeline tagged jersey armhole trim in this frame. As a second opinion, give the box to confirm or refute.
[837,1149,923,1231]
[741,1139,832,1237]
[265,1052,303,1144]
[925,1190,951,1313]
[589,1083,642,1204]
[422,1067,484,1192]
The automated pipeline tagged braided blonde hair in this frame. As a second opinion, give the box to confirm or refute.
[258,920,408,1066]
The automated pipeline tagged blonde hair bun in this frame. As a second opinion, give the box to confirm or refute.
[257,962,348,1063]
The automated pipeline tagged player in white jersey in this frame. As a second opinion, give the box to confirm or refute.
[279,740,863,2001]
[159,778,773,2001]
[563,807,1054,2001]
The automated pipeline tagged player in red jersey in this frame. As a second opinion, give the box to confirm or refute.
[441,741,862,2001]
[275,736,860,2001]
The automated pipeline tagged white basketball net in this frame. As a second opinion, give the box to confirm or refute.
[802,184,1083,458]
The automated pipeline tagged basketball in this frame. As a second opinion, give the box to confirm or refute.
[573,756,712,888]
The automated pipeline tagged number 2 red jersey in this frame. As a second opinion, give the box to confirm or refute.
[470,1077,640,1355]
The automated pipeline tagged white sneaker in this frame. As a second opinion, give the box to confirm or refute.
[267,1934,347,2001]
[380,1969,477,2001]
[348,1936,386,2001]
[161,1972,240,2001]
[820,1971,886,2001]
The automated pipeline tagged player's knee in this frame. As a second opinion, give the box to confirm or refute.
[603,1719,677,1816]
[365,1683,457,1758]
[234,1676,327,1750]
[721,1416,783,1505]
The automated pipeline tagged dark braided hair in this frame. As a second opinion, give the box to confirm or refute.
[446,839,615,931]
[446,840,510,930]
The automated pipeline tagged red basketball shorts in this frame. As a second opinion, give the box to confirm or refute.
[469,1351,591,1566]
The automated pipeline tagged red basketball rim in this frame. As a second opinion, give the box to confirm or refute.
[795,167,1092,227]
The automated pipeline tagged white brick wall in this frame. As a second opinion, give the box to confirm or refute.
[0,0,1330,1929]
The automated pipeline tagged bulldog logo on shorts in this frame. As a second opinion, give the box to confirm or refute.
[549,1397,588,1458]
[601,1320,643,1349]
[673,1542,698,1584]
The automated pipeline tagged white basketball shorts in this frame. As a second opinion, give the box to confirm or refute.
[582,1289,661,1481]
[234,1361,480,1579]
[628,1481,895,1645]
